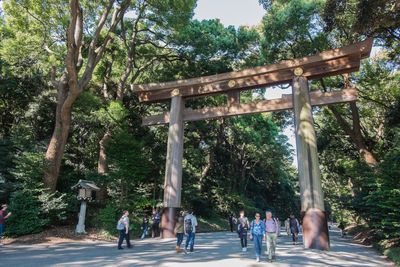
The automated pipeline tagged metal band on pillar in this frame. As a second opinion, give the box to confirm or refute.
[161,88,184,238]
[292,67,330,250]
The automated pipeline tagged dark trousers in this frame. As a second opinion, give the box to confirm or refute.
[151,222,160,237]
[185,232,195,251]
[240,231,248,248]
[176,233,184,246]
[118,229,131,248]
[290,227,298,243]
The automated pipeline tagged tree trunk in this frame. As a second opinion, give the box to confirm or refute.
[96,130,112,202]
[329,104,378,166]
[44,82,76,191]
[42,0,130,192]
[98,130,112,174]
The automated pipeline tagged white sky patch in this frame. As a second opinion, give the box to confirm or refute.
[194,0,265,27]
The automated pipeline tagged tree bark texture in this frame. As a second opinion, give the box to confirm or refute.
[43,0,131,191]
[329,103,378,165]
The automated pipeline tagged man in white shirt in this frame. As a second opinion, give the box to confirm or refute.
[184,209,198,253]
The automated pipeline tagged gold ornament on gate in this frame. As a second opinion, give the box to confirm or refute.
[294,67,304,76]
[171,89,180,97]
[228,80,236,88]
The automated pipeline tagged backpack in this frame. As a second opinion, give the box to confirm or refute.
[185,217,193,233]
[116,218,125,230]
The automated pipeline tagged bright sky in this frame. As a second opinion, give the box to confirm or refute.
[195,0,298,165]
[194,0,265,27]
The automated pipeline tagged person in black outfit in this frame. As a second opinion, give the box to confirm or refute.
[289,214,300,245]
[140,214,149,240]
[229,213,234,232]
[238,210,250,252]
[151,209,161,238]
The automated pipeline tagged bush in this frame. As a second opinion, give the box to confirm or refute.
[6,190,48,235]
[5,188,68,236]
[95,202,120,235]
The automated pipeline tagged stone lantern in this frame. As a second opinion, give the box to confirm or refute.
[71,180,100,234]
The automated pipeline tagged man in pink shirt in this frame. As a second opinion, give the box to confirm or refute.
[264,211,279,262]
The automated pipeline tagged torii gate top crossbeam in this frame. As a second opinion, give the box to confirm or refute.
[132,39,373,103]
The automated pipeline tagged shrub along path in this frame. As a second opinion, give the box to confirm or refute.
[0,228,395,266]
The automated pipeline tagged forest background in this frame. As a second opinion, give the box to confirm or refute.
[0,0,399,262]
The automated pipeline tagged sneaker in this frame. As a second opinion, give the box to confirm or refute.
[242,247,245,252]
[244,247,247,252]
[256,257,260,262]
[118,247,124,250]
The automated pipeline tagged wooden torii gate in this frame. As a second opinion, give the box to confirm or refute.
[132,38,373,250]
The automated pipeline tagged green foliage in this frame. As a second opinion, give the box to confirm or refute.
[383,247,400,266]
[6,188,68,236]
[95,202,120,236]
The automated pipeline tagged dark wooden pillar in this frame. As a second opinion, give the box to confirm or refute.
[292,74,330,250]
[161,93,184,238]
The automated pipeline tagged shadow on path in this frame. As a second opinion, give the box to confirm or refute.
[0,229,394,267]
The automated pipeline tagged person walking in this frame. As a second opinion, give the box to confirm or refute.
[289,214,300,245]
[184,209,198,253]
[140,214,149,240]
[151,208,161,238]
[249,212,266,262]
[228,213,235,232]
[284,217,290,236]
[264,211,279,262]
[0,204,12,239]
[237,210,250,252]
[338,221,346,237]
[117,210,132,250]
[174,212,185,252]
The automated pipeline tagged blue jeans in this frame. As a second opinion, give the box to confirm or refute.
[185,232,195,251]
[140,226,148,239]
[0,224,4,237]
[253,234,263,257]
[176,233,184,246]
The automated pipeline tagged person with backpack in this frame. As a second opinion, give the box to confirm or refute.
[237,210,250,252]
[151,208,161,238]
[174,211,185,253]
[117,210,132,250]
[0,204,12,239]
[140,214,149,240]
[249,212,266,262]
[184,209,198,253]
[264,211,280,262]
[289,214,300,245]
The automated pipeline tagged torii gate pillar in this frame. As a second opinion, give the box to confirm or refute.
[161,94,184,238]
[292,74,330,250]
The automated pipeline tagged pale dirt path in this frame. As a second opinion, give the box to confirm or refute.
[0,229,395,267]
